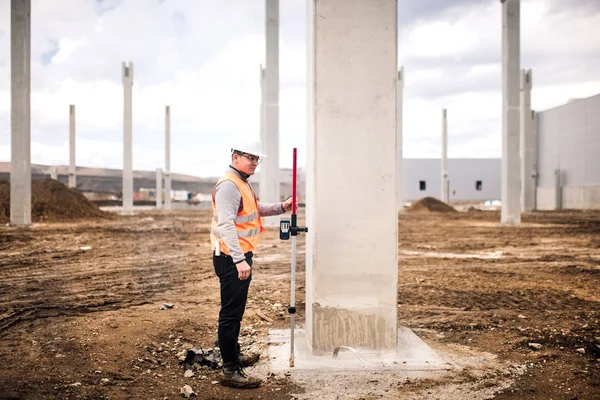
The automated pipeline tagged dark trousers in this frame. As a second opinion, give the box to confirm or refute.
[213,251,253,364]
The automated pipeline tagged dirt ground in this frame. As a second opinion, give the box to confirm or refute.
[0,208,599,399]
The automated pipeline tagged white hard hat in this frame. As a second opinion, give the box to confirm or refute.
[231,138,267,158]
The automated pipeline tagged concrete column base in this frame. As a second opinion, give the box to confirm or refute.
[268,328,450,372]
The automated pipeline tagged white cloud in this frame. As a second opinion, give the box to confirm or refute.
[51,37,89,65]
[0,0,599,179]
[399,0,600,160]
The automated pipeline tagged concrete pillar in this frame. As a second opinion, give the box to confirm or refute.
[396,67,404,213]
[49,166,57,180]
[122,62,134,215]
[68,104,76,188]
[10,0,31,227]
[531,110,538,210]
[260,0,280,226]
[164,105,172,210]
[554,169,562,210]
[520,69,534,212]
[441,108,449,203]
[501,0,521,225]
[156,168,163,209]
[306,0,398,354]
[259,64,267,201]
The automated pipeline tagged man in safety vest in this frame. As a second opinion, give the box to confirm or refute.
[211,139,293,389]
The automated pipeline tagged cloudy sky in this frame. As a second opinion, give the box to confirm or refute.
[0,0,599,178]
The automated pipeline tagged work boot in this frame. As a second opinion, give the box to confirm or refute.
[214,339,260,367]
[239,352,260,367]
[221,362,262,389]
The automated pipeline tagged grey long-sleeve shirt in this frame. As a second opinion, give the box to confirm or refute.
[214,166,286,263]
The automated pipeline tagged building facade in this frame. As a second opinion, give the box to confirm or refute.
[403,158,501,202]
[536,93,600,210]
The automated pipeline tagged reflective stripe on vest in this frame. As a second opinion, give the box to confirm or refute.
[212,211,258,224]
[211,226,261,239]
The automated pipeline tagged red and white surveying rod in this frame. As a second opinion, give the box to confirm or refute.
[279,148,307,368]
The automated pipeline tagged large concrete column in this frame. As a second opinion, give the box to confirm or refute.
[49,166,57,180]
[156,168,163,209]
[306,0,398,354]
[501,0,521,225]
[164,105,172,210]
[68,104,76,188]
[396,67,404,213]
[259,64,267,200]
[10,0,31,227]
[520,69,535,212]
[121,62,134,215]
[441,108,449,203]
[260,0,280,226]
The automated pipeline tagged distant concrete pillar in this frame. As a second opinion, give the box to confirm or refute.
[520,69,534,212]
[260,0,280,226]
[10,0,31,227]
[156,168,163,209]
[306,0,398,354]
[164,105,172,210]
[259,64,267,201]
[531,110,538,210]
[501,0,521,225]
[554,169,562,210]
[396,67,404,213]
[122,61,134,215]
[441,108,449,203]
[49,166,57,180]
[68,104,76,188]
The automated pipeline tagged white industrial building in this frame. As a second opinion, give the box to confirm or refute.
[536,93,600,210]
[403,159,501,202]
[400,93,600,209]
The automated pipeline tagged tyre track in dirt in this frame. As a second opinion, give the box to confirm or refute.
[395,210,600,399]
[397,212,600,324]
[0,211,215,334]
[1,208,599,399]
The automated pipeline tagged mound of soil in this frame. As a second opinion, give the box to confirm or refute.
[407,196,457,213]
[0,179,110,223]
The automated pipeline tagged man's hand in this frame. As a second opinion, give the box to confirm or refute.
[282,197,298,212]
[236,260,252,280]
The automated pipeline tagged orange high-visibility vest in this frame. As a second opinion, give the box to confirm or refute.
[210,171,265,256]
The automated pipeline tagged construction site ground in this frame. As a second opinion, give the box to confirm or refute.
[1,207,599,399]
